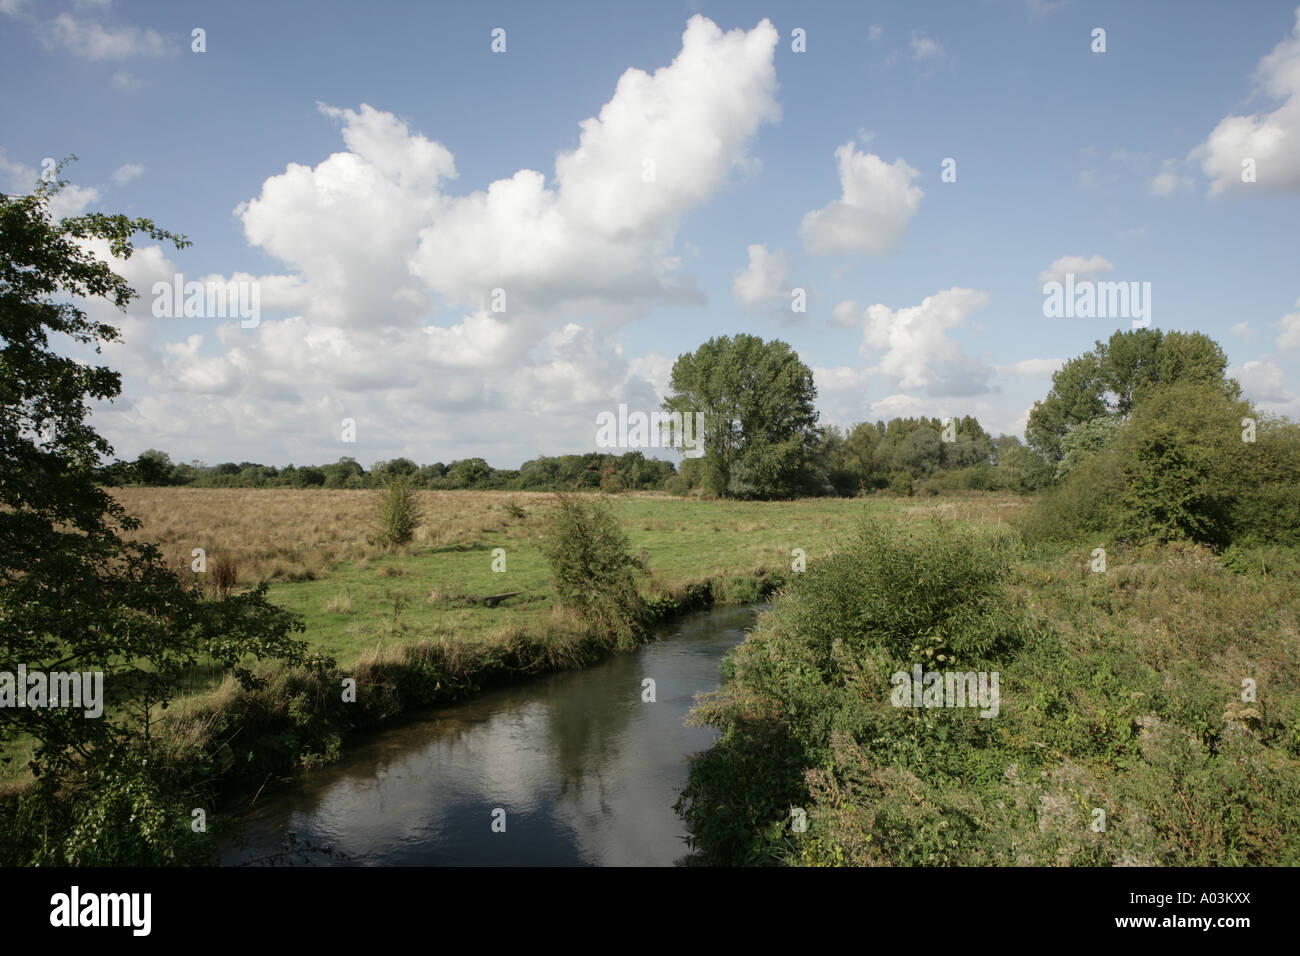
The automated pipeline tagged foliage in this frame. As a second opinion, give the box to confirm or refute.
[539,493,647,649]
[1027,328,1240,464]
[373,473,424,547]
[0,169,328,864]
[677,518,1025,864]
[662,334,821,499]
[1019,381,1298,548]
[679,517,1300,866]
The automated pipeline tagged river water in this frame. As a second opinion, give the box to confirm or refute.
[220,603,764,866]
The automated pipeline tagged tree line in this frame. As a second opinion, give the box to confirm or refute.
[106,418,1050,498]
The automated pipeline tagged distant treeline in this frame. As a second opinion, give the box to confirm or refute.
[100,415,1052,497]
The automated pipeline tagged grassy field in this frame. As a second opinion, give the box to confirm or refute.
[25,488,1023,791]
[110,487,1029,669]
[8,487,1298,866]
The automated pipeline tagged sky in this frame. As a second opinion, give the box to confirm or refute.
[2,0,1299,470]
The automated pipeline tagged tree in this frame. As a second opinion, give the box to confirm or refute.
[898,426,943,477]
[662,334,820,499]
[133,448,174,485]
[374,456,417,480]
[0,167,326,864]
[1027,329,1240,465]
[990,435,1053,493]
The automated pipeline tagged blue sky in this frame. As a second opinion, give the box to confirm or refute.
[3,0,1298,468]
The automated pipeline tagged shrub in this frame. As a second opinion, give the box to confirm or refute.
[374,474,423,547]
[539,493,646,649]
[1016,382,1290,548]
[888,471,913,496]
[677,518,1025,864]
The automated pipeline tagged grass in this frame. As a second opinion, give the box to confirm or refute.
[677,528,1300,866]
[107,488,1028,672]
[0,489,1026,790]
[7,487,1296,867]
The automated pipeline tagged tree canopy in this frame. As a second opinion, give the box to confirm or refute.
[661,334,820,499]
[1027,328,1240,463]
[0,166,326,863]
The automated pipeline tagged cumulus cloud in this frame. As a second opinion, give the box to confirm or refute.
[75,16,785,466]
[409,16,780,315]
[236,102,455,331]
[839,288,995,396]
[1037,254,1113,284]
[1191,7,1300,195]
[909,34,944,60]
[1277,297,1300,349]
[0,148,100,218]
[831,299,862,327]
[801,143,924,256]
[1027,0,1069,16]
[732,244,790,307]
[1232,358,1300,416]
[109,70,141,92]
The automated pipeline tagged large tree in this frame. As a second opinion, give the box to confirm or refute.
[0,166,324,864]
[662,334,819,499]
[1027,328,1240,465]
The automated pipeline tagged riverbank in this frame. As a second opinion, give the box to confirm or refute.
[677,531,1300,866]
[174,562,787,814]
[221,602,767,866]
[0,491,1028,864]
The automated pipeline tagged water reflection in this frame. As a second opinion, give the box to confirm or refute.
[222,603,762,866]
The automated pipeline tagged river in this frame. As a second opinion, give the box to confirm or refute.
[220,602,764,866]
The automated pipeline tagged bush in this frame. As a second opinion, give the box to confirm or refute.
[539,493,646,649]
[373,474,424,547]
[677,518,1025,864]
[888,471,913,496]
[1016,382,1296,548]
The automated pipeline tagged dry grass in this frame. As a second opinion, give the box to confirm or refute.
[109,487,559,585]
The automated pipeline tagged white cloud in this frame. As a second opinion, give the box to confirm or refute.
[801,143,924,256]
[1191,7,1300,195]
[1027,0,1069,16]
[1232,321,1256,341]
[831,299,862,327]
[1149,158,1194,196]
[1037,254,1113,284]
[841,287,995,396]
[909,33,944,60]
[732,244,790,307]
[43,13,168,59]
[996,357,1065,378]
[403,16,780,318]
[868,24,883,41]
[73,16,785,467]
[1232,358,1300,415]
[112,162,144,186]
[0,148,100,217]
[1277,297,1300,349]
